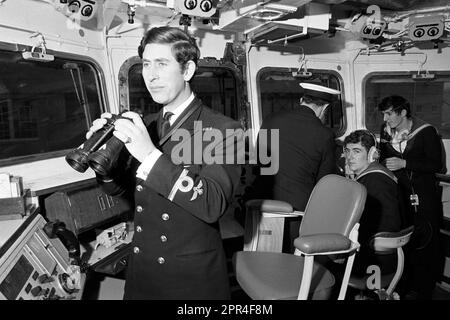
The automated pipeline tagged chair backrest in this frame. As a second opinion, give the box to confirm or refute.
[299,174,367,238]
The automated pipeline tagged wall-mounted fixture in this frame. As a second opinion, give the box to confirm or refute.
[51,0,99,21]
[127,3,136,23]
[409,15,445,41]
[22,33,54,62]
[343,4,450,52]
[173,0,218,18]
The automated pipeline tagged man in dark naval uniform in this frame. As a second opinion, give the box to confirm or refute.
[343,130,402,276]
[87,26,243,299]
[378,95,444,299]
[250,83,339,253]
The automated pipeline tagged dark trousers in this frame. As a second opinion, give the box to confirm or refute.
[400,214,445,299]
[283,217,302,253]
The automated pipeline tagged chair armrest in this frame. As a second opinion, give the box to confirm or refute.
[262,211,304,218]
[369,225,414,251]
[246,200,303,218]
[294,233,353,255]
[246,199,294,213]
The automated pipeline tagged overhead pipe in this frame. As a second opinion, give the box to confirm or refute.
[386,5,450,23]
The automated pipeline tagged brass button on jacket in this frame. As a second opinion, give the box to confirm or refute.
[136,205,143,213]
[157,257,165,264]
[161,213,170,221]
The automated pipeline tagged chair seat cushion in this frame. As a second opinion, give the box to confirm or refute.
[233,252,335,300]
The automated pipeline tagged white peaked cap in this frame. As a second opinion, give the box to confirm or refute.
[299,83,341,102]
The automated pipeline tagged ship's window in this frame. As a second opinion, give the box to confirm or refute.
[257,68,345,135]
[365,73,450,138]
[0,50,103,165]
[128,64,239,120]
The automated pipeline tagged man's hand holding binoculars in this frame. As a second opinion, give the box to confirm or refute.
[87,111,156,163]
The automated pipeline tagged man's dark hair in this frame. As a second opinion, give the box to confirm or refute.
[138,26,200,72]
[378,95,411,118]
[344,130,376,152]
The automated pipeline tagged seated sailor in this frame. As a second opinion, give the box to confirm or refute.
[343,130,403,275]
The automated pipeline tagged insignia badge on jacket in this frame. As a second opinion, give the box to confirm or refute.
[168,169,204,202]
[190,180,203,201]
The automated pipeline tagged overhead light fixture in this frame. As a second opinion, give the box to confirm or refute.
[249,8,285,21]
[247,3,297,21]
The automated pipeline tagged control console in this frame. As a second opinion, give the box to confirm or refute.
[0,212,85,300]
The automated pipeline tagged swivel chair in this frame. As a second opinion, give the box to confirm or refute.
[233,174,367,300]
[348,225,414,300]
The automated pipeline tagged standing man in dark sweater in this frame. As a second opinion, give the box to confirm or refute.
[251,83,339,252]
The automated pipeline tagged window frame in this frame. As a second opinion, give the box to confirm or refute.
[256,66,347,137]
[362,70,450,138]
[0,41,109,167]
[118,54,248,128]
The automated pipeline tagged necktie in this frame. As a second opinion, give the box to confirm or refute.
[159,111,174,139]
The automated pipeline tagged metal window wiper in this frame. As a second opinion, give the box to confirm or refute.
[63,62,91,129]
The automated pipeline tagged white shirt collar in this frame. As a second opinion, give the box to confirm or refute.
[163,93,195,125]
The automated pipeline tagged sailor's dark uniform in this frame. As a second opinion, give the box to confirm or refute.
[352,162,402,275]
[98,97,243,299]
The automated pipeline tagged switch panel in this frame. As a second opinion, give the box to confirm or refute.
[0,213,85,300]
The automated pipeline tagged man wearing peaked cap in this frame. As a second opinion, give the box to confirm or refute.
[299,83,341,121]
[249,82,340,253]
[300,82,341,96]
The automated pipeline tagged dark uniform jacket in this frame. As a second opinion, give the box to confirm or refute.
[356,162,402,245]
[98,97,243,299]
[379,117,444,296]
[353,162,402,275]
[249,105,336,253]
[379,117,443,229]
[252,105,337,211]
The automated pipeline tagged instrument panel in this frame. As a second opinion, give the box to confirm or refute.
[0,213,85,300]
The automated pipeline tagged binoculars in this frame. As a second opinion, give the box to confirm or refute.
[65,114,126,176]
